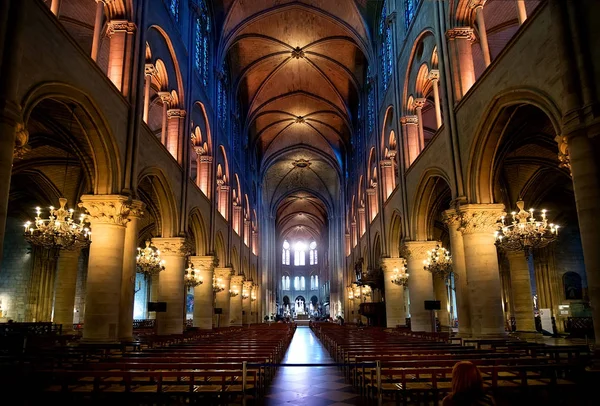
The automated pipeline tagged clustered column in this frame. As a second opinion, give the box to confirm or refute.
[381,257,407,328]
[152,237,187,335]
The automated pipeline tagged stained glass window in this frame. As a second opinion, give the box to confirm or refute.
[218,64,228,130]
[380,3,393,94]
[367,66,375,136]
[170,0,179,21]
[194,1,211,88]
[405,0,418,29]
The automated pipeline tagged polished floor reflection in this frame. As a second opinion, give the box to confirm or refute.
[264,326,362,405]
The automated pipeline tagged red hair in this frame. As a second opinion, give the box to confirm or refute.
[451,361,484,396]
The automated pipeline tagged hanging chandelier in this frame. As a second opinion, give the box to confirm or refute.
[23,198,91,250]
[423,245,452,279]
[136,240,165,276]
[229,288,240,298]
[361,286,372,300]
[213,277,226,293]
[241,289,249,300]
[391,258,409,286]
[184,263,203,288]
[495,199,559,254]
[250,291,257,302]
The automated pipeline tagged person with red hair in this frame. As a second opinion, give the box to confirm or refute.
[442,361,495,406]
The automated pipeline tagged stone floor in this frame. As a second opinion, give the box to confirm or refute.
[263,326,363,405]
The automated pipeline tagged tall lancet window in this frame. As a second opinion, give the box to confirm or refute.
[194,0,211,87]
[309,241,318,265]
[380,2,393,94]
[282,275,290,290]
[282,240,290,265]
[294,276,300,290]
[300,276,306,290]
[169,0,179,21]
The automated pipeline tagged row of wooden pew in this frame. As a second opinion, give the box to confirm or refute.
[1,324,296,405]
[312,323,594,405]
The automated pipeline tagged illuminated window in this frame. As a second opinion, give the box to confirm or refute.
[170,0,179,21]
[282,275,290,290]
[293,241,306,266]
[300,276,306,290]
[367,65,375,135]
[380,3,393,94]
[294,276,300,290]
[218,64,228,130]
[194,1,210,88]
[309,241,318,265]
[405,0,419,29]
[282,240,290,265]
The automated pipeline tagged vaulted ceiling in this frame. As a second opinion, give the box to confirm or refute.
[221,0,371,227]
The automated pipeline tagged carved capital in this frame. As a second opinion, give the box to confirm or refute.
[106,20,136,37]
[214,267,233,279]
[555,135,572,176]
[151,237,189,257]
[380,257,407,273]
[380,159,393,168]
[128,199,145,219]
[231,275,245,287]
[189,255,215,273]
[13,122,31,159]
[167,109,186,119]
[446,27,475,41]
[428,69,440,81]
[414,98,426,109]
[403,241,440,260]
[79,194,132,226]
[457,204,505,235]
[243,281,253,291]
[199,155,212,163]
[158,91,172,104]
[145,63,157,77]
[442,208,462,228]
[403,115,419,125]
[468,0,485,10]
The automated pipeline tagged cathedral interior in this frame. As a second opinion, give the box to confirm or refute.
[0,0,599,404]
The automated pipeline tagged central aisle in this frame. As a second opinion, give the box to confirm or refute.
[264,326,361,405]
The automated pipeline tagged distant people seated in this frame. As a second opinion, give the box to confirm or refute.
[442,361,495,406]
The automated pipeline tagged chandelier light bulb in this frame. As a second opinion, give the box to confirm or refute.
[136,240,165,276]
[423,245,453,280]
[391,258,409,286]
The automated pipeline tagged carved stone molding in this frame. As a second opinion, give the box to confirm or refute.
[167,109,186,119]
[189,255,215,272]
[199,155,212,163]
[79,194,133,226]
[403,241,440,260]
[151,237,189,257]
[13,122,31,159]
[127,199,145,219]
[106,20,136,37]
[158,91,172,104]
[214,267,233,279]
[414,98,426,109]
[457,204,505,235]
[291,47,305,59]
[442,208,462,229]
[144,64,157,77]
[403,115,419,125]
[468,0,485,10]
[446,27,476,42]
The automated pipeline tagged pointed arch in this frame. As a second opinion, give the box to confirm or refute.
[137,167,179,238]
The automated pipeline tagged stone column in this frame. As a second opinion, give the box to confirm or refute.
[118,200,144,341]
[358,207,366,237]
[90,0,105,62]
[53,249,81,333]
[251,285,258,323]
[195,152,212,198]
[367,187,377,222]
[167,109,185,164]
[402,116,419,166]
[458,204,506,336]
[471,2,491,67]
[516,0,527,25]
[443,209,472,336]
[50,0,61,16]
[148,273,159,319]
[414,98,426,150]
[446,28,476,100]
[381,258,407,328]
[244,220,251,246]
[564,133,600,343]
[158,92,171,146]
[428,70,442,129]
[433,275,451,328]
[79,195,131,342]
[152,237,187,335]
[232,203,242,235]
[505,250,537,332]
[218,183,230,220]
[242,281,253,324]
[230,275,244,326]
[143,64,156,123]
[214,267,232,327]
[190,256,214,329]
[405,241,438,332]
[106,20,136,96]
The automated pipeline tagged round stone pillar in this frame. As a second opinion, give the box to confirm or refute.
[190,256,214,329]
[214,267,232,327]
[505,250,537,332]
[148,273,159,320]
[458,204,506,337]
[405,241,438,332]
[242,281,253,325]
[433,275,451,328]
[79,195,131,342]
[381,258,407,328]
[443,210,472,336]
[118,200,144,341]
[53,248,81,333]
[230,275,244,326]
[152,237,187,335]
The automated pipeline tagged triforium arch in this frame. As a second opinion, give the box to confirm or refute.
[188,207,208,256]
[388,210,403,258]
[411,168,453,241]
[137,167,179,238]
[21,83,122,195]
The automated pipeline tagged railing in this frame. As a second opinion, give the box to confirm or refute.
[564,317,594,338]
[0,322,62,336]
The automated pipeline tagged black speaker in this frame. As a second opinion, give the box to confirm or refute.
[148,302,167,312]
[214,308,223,314]
[424,300,441,310]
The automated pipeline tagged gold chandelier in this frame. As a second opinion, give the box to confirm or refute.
[495,199,559,254]
[23,197,91,250]
[423,245,452,279]
[213,276,226,293]
[391,258,409,286]
[136,240,165,276]
[250,291,257,302]
[229,287,240,298]
[184,263,203,288]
